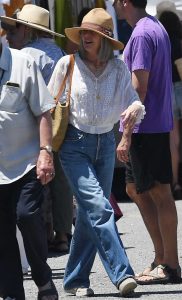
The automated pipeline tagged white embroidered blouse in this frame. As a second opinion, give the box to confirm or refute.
[48,53,144,134]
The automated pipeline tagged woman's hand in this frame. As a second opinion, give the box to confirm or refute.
[121,101,145,129]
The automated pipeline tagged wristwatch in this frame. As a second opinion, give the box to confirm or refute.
[40,145,53,154]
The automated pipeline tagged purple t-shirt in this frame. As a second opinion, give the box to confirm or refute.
[123,15,173,133]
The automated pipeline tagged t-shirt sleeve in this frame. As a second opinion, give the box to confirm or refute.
[129,35,153,72]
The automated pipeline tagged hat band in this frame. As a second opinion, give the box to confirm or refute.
[81,22,114,37]
[18,18,49,29]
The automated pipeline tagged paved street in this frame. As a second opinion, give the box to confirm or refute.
[3,200,182,299]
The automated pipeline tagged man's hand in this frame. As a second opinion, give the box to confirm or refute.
[37,111,54,184]
[36,150,55,185]
[116,132,131,163]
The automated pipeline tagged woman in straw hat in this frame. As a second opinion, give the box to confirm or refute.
[48,8,145,297]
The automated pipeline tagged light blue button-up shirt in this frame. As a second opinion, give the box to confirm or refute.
[0,46,55,184]
[21,37,65,85]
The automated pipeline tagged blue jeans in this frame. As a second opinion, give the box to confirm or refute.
[60,125,134,290]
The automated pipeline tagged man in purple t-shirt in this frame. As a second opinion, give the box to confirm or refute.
[114,0,181,285]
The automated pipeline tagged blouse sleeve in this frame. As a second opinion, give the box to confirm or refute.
[48,55,70,101]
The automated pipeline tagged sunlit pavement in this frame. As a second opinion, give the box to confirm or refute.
[19,200,182,299]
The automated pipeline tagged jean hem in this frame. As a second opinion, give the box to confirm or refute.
[116,275,134,289]
[64,285,90,291]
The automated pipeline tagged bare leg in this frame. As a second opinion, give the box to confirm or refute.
[135,183,179,283]
[126,183,164,264]
[149,183,179,268]
[170,120,180,187]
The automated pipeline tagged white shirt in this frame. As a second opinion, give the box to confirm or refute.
[48,53,143,134]
[0,46,55,184]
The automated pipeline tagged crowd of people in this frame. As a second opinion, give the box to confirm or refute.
[0,0,182,299]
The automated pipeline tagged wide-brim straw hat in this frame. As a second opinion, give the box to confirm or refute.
[156,1,182,20]
[0,4,64,38]
[65,8,124,50]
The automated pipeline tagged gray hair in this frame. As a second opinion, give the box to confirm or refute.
[79,36,114,62]
[21,26,52,46]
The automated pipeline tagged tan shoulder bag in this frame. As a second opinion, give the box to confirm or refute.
[51,54,74,152]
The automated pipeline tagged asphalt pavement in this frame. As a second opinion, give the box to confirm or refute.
[3,200,182,299]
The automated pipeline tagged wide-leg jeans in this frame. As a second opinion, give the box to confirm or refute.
[60,125,134,290]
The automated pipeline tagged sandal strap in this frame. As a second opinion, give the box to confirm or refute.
[136,264,182,285]
[147,265,168,279]
[151,261,157,269]
[156,264,166,270]
[135,261,157,277]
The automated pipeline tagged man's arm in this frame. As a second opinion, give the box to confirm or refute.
[116,125,133,163]
[116,69,148,162]
[132,69,150,102]
[36,111,55,185]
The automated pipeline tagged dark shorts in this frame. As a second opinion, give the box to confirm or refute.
[125,133,172,193]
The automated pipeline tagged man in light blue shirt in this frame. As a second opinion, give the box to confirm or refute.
[1,4,73,256]
[0,36,58,300]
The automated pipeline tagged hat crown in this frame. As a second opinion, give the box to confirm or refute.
[18,4,49,28]
[82,8,113,32]
[157,1,176,14]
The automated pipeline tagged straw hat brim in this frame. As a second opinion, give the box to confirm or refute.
[0,16,65,38]
[65,27,124,50]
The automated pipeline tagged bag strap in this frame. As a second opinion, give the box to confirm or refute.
[55,54,75,105]
[66,54,74,105]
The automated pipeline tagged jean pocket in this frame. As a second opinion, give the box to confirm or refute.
[64,125,85,142]
[106,130,115,143]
